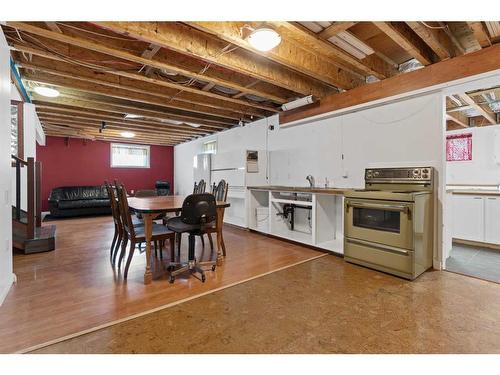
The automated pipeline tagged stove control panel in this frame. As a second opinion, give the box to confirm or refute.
[365,167,433,183]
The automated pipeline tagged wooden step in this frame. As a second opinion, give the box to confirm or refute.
[13,224,57,254]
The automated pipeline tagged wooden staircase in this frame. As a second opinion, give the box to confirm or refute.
[12,155,56,254]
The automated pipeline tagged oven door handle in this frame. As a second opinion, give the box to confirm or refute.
[346,238,411,256]
[346,201,412,218]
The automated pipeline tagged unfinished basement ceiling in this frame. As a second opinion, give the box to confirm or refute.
[446,85,500,130]
[3,21,500,145]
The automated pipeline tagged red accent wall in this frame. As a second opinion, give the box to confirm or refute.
[36,136,174,211]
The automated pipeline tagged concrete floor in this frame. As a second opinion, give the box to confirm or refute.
[33,255,500,354]
[446,244,500,283]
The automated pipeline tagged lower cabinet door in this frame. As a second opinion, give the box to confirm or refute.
[485,196,500,244]
[452,195,484,242]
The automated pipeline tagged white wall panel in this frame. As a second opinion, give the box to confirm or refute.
[0,30,14,305]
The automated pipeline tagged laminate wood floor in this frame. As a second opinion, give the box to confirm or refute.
[0,215,325,353]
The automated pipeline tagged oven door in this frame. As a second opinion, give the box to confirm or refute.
[344,198,414,250]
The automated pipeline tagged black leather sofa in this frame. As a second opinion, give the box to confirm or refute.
[48,186,111,218]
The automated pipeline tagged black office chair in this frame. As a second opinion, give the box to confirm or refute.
[166,193,217,283]
[155,180,170,196]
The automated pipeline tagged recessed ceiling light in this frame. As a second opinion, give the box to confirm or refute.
[186,122,201,128]
[34,86,60,97]
[124,114,142,119]
[245,27,281,52]
[120,131,135,138]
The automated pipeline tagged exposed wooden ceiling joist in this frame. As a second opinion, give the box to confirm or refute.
[457,93,496,124]
[91,21,337,97]
[36,107,211,134]
[405,22,456,60]
[467,21,492,48]
[373,22,437,65]
[9,42,280,115]
[446,113,469,128]
[36,111,210,137]
[319,22,358,40]
[21,69,250,123]
[39,119,192,141]
[6,22,295,104]
[31,94,231,129]
[281,22,398,80]
[185,21,371,88]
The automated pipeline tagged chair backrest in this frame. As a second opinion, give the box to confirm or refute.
[193,179,206,194]
[180,193,216,226]
[104,181,121,227]
[134,189,157,197]
[211,180,229,202]
[115,181,136,238]
[155,180,170,196]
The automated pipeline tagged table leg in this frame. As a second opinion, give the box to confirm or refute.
[143,213,154,284]
[216,207,224,265]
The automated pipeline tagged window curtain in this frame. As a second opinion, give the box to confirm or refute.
[446,133,472,161]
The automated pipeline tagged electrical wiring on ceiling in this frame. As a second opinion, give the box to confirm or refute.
[420,21,448,30]
[7,32,142,72]
[55,22,139,41]
[7,27,265,112]
[164,43,239,104]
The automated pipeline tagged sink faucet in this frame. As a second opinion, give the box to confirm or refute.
[306,175,315,188]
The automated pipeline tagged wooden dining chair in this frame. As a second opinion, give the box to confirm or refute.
[193,179,206,194]
[115,182,176,279]
[104,181,124,266]
[206,179,229,256]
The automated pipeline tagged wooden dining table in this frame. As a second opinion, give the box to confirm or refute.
[127,195,230,284]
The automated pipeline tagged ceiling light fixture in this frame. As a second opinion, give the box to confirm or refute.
[243,25,281,52]
[186,122,201,128]
[125,114,142,119]
[120,131,135,138]
[281,95,315,111]
[34,86,60,98]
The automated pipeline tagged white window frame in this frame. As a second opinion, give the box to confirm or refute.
[110,143,151,169]
[202,140,217,154]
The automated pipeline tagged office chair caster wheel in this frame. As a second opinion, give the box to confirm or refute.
[211,265,216,271]
[201,274,206,283]
[169,275,175,284]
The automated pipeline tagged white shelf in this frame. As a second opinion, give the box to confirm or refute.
[270,198,313,206]
[271,229,313,245]
[315,238,344,254]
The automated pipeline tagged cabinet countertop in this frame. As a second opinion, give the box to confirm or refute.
[248,186,349,195]
[447,189,500,196]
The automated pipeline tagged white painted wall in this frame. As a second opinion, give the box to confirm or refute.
[175,93,445,267]
[446,124,500,186]
[174,117,270,195]
[0,30,14,305]
[177,94,444,191]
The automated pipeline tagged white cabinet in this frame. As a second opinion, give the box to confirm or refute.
[452,193,500,245]
[485,196,500,244]
[452,195,484,242]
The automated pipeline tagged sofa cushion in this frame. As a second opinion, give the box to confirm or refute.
[58,199,110,210]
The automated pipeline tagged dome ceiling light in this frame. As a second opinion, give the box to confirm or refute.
[33,86,60,97]
[242,25,282,52]
[120,131,135,138]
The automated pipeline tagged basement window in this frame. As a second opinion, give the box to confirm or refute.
[446,133,473,162]
[202,140,217,154]
[111,143,150,168]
